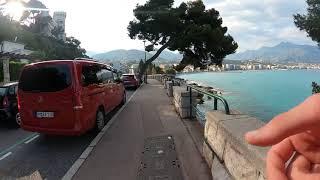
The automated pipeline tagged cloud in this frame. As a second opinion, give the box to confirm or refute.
[39,0,316,53]
[207,0,316,52]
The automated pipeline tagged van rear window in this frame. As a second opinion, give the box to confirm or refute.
[0,87,7,96]
[122,75,135,80]
[19,64,71,92]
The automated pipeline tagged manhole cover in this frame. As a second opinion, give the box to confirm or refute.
[137,135,183,180]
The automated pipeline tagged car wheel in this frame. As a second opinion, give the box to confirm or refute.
[15,113,21,127]
[95,110,105,132]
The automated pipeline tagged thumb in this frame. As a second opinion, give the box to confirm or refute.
[245,94,320,146]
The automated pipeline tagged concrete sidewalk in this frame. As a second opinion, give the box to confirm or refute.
[72,79,211,180]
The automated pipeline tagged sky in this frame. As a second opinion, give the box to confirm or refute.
[40,0,316,54]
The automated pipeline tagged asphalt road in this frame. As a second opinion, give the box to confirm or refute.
[0,89,135,180]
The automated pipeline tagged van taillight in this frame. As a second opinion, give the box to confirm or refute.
[73,92,83,110]
[17,96,21,110]
[3,97,9,108]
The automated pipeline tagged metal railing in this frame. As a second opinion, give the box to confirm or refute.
[163,76,231,124]
[186,84,230,124]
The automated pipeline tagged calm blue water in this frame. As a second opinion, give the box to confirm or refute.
[178,70,320,122]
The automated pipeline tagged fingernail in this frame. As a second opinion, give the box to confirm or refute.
[246,130,259,139]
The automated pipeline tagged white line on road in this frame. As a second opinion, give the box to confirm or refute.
[0,152,12,161]
[24,135,40,144]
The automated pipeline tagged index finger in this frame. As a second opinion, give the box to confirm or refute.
[246,94,320,146]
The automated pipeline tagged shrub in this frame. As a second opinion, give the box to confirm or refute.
[312,82,320,94]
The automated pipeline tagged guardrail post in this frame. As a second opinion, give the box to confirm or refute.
[214,97,218,110]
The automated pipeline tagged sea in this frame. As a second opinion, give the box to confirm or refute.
[178,70,320,122]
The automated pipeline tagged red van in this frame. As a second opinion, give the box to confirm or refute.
[18,60,126,135]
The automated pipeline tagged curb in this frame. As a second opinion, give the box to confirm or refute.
[62,85,142,180]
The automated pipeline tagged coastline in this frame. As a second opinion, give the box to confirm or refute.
[176,68,320,76]
[176,70,320,122]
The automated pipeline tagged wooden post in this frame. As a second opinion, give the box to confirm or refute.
[3,58,10,83]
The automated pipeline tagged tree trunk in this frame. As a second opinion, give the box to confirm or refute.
[140,39,172,77]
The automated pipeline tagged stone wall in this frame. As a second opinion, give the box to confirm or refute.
[172,86,198,119]
[149,75,269,180]
[148,74,163,82]
[203,111,269,180]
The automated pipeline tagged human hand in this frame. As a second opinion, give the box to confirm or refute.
[245,94,320,180]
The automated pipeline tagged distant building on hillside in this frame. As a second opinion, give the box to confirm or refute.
[159,64,172,70]
[40,11,67,41]
[0,41,33,56]
[183,65,194,73]
[53,12,67,41]
[208,65,217,71]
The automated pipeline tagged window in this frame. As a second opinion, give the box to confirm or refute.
[8,86,15,95]
[101,69,113,83]
[0,87,7,96]
[122,75,135,80]
[82,65,102,86]
[19,64,71,92]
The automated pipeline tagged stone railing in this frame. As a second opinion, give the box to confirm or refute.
[147,74,163,82]
[203,111,269,180]
[150,75,269,180]
[172,86,198,119]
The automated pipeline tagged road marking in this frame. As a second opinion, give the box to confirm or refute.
[24,135,40,144]
[62,86,142,180]
[0,133,39,158]
[0,152,12,161]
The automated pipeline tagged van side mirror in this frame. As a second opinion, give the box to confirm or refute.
[115,78,123,84]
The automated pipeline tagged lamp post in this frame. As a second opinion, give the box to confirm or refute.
[143,40,148,84]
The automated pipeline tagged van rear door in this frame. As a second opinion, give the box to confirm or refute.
[18,63,75,130]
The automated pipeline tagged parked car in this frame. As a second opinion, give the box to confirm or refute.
[0,82,20,127]
[18,60,126,136]
[121,74,140,89]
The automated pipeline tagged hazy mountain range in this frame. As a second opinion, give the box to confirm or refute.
[89,42,320,64]
[92,49,183,63]
[228,42,320,63]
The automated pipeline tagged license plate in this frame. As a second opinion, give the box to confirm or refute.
[36,112,54,118]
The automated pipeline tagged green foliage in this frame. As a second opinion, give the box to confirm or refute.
[128,0,238,73]
[312,82,320,94]
[147,63,154,75]
[138,59,144,73]
[174,63,186,72]
[155,66,164,74]
[294,0,320,46]
[0,61,27,82]
[0,5,87,60]
[165,68,176,75]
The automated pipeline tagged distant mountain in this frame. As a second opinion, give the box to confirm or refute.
[93,49,182,63]
[228,42,320,63]
[150,50,183,61]
[86,51,99,57]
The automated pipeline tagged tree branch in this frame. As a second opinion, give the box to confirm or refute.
[140,39,173,76]
[146,39,172,64]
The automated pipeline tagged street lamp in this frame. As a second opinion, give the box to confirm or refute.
[143,40,148,84]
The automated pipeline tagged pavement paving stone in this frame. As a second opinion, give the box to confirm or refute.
[73,79,211,180]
